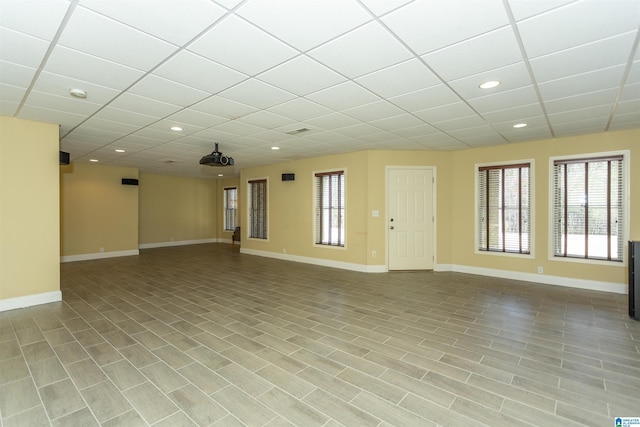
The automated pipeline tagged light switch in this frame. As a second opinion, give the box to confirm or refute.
[372,210,379,217]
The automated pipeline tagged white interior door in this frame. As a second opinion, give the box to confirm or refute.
[388,168,434,270]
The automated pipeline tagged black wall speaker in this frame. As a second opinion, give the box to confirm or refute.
[122,178,139,186]
[59,151,70,165]
[282,173,295,181]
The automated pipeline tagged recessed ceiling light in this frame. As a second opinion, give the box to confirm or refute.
[218,174,224,177]
[271,146,280,150]
[69,88,87,99]
[89,159,98,162]
[513,123,528,128]
[479,80,500,89]
[115,149,125,153]
[170,126,183,132]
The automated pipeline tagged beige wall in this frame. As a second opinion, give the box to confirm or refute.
[451,128,639,289]
[139,173,218,245]
[240,151,371,265]
[60,163,138,256]
[1,117,59,300]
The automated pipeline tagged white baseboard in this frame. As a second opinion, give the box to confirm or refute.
[138,238,217,249]
[0,290,62,312]
[448,264,626,294]
[240,248,386,273]
[61,249,139,263]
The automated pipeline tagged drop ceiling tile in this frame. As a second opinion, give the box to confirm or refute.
[0,27,49,68]
[382,0,508,55]
[108,92,182,118]
[0,60,36,88]
[491,115,549,131]
[146,119,205,136]
[619,82,640,102]
[191,96,257,120]
[457,133,507,147]
[268,98,332,122]
[211,120,264,137]
[482,104,545,124]
[552,119,607,136]
[236,0,371,51]
[517,0,640,58]
[18,104,86,128]
[0,0,70,40]
[544,88,618,114]
[430,114,487,132]
[537,64,626,101]
[507,0,578,21]
[165,109,228,129]
[342,100,405,122]
[448,124,501,139]
[0,88,21,114]
[25,90,102,116]
[358,0,414,16]
[614,98,640,116]
[355,59,440,98]
[625,61,640,85]
[308,21,413,78]
[412,101,476,124]
[130,127,183,143]
[154,51,248,94]
[189,14,298,76]
[59,6,177,71]
[304,112,361,130]
[93,106,160,127]
[609,109,640,130]
[422,26,522,81]
[256,56,346,96]
[237,110,296,129]
[63,127,119,144]
[467,85,539,113]
[32,71,120,105]
[306,81,379,111]
[218,78,296,110]
[75,119,140,136]
[128,74,210,107]
[500,125,553,142]
[448,62,533,100]
[530,31,636,83]
[334,122,384,138]
[79,0,226,45]
[548,104,612,125]
[389,84,461,112]
[390,123,439,138]
[44,46,144,91]
[369,113,425,131]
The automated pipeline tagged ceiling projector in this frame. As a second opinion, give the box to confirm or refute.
[200,143,234,166]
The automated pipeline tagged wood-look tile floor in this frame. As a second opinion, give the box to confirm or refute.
[1,243,639,426]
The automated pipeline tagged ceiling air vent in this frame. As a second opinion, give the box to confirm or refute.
[285,128,310,135]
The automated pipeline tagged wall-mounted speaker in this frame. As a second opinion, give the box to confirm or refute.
[59,151,70,165]
[122,178,139,186]
[282,173,295,181]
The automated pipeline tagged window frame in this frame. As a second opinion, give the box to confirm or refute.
[475,159,534,258]
[313,169,346,249]
[223,187,238,232]
[548,150,629,266]
[247,178,268,241]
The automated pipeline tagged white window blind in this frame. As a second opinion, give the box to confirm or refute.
[553,155,623,261]
[477,163,530,254]
[223,187,237,231]
[248,179,267,239]
[315,171,345,246]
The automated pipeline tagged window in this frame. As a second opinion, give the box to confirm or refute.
[552,155,624,262]
[248,179,267,239]
[223,187,237,231]
[477,162,531,254]
[315,171,345,246]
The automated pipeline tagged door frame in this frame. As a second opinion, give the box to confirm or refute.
[385,166,437,271]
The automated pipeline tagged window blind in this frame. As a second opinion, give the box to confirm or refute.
[477,163,530,254]
[223,187,237,231]
[553,156,623,261]
[315,171,345,246]
[248,179,267,239]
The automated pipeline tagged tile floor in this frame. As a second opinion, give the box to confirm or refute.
[1,243,639,426]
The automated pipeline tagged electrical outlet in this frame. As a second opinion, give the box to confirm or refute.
[283,248,287,254]
[537,266,543,274]
[99,247,104,253]
[372,250,377,257]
